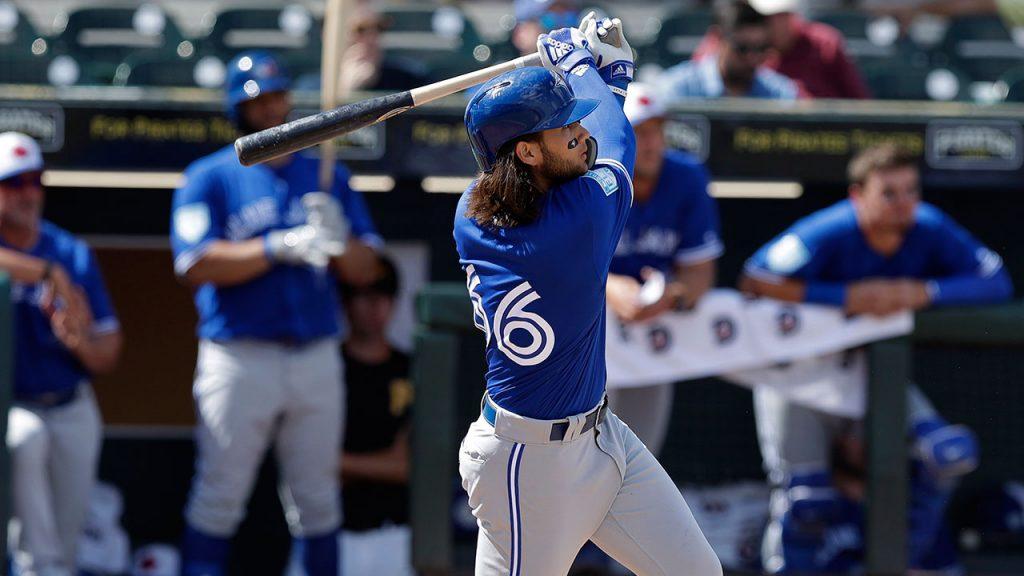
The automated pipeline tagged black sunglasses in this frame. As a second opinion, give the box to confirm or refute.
[733,42,770,55]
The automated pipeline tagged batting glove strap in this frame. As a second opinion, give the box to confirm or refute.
[599,60,634,99]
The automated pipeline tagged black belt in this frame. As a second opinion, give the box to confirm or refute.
[482,395,606,442]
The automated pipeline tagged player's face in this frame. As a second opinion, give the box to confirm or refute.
[536,121,592,182]
[722,26,770,82]
[0,170,44,231]
[633,118,666,179]
[239,91,292,133]
[854,166,921,232]
[765,13,796,51]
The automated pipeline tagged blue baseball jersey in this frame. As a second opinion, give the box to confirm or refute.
[745,199,1013,305]
[660,55,800,100]
[454,67,635,420]
[3,221,119,398]
[171,146,381,342]
[610,150,722,280]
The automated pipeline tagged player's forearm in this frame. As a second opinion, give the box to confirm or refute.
[927,270,1014,306]
[331,239,378,286]
[181,239,272,287]
[675,260,716,308]
[0,247,54,284]
[340,449,409,484]
[570,68,636,173]
[738,273,809,303]
[71,330,123,375]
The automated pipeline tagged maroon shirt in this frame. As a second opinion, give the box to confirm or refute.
[693,18,871,99]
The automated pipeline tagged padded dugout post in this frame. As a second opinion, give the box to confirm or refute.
[866,337,909,575]
[411,284,474,574]
[0,272,11,565]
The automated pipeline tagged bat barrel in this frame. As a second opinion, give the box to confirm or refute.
[235,91,414,166]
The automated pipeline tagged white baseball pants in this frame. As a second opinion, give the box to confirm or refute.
[185,338,343,537]
[7,385,102,576]
[459,399,722,576]
[606,382,675,456]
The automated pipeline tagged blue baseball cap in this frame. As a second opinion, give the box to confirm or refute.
[515,0,580,22]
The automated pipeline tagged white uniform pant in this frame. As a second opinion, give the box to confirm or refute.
[8,385,102,576]
[185,338,343,537]
[459,400,722,576]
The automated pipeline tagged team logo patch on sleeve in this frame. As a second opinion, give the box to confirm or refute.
[174,202,211,244]
[584,167,619,196]
[765,234,810,274]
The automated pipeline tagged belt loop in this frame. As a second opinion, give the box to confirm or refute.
[563,414,585,443]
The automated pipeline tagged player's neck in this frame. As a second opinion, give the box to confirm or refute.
[344,337,391,364]
[0,222,38,250]
[860,225,906,257]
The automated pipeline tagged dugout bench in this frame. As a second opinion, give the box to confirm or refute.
[412,282,1024,576]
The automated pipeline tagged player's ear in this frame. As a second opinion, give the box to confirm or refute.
[515,140,542,167]
[848,182,862,200]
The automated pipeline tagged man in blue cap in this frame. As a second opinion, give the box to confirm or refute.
[454,14,722,576]
[510,0,583,56]
[171,51,381,576]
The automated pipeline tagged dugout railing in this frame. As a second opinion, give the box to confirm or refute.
[412,282,1024,576]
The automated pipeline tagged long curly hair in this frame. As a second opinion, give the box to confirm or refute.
[466,136,544,230]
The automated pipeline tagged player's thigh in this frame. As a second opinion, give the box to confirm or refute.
[606,383,674,455]
[191,341,284,494]
[753,387,835,475]
[460,418,619,576]
[592,416,721,576]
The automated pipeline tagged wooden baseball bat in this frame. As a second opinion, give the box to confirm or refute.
[317,0,351,190]
[235,53,541,166]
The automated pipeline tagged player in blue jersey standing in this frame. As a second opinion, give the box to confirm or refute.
[0,132,123,576]
[454,15,722,575]
[740,143,1013,573]
[171,51,380,576]
[605,83,723,457]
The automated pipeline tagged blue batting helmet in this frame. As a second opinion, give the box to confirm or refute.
[465,67,599,172]
[225,51,291,122]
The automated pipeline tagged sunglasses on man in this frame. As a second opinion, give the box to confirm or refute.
[733,41,770,55]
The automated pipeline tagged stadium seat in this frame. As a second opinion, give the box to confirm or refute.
[0,1,53,84]
[643,8,714,68]
[195,5,322,81]
[937,15,1024,81]
[378,5,489,81]
[49,5,190,85]
[862,60,970,101]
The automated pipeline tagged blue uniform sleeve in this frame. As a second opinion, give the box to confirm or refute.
[744,221,844,305]
[673,160,723,265]
[71,242,119,335]
[171,165,226,276]
[567,65,636,179]
[925,214,1013,305]
[331,163,382,249]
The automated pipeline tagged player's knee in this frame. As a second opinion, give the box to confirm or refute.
[185,484,250,536]
[913,422,979,481]
[287,486,340,535]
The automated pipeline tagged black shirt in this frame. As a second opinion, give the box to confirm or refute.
[342,344,412,531]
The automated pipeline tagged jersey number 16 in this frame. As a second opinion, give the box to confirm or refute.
[465,265,555,367]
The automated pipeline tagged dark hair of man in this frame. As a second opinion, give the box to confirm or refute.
[847,143,918,186]
[714,0,767,37]
[339,253,400,301]
[466,134,545,229]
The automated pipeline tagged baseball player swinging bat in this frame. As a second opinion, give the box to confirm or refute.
[234,26,622,166]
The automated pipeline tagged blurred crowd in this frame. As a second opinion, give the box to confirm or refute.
[1,0,1023,576]
[2,0,1024,103]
